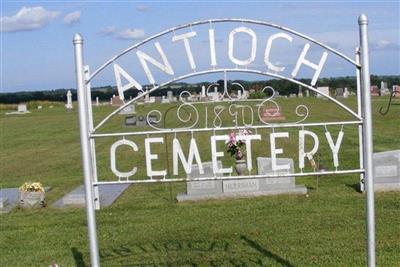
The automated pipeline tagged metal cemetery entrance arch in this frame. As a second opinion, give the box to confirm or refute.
[73,16,375,267]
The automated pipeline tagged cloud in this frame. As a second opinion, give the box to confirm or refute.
[136,5,151,12]
[1,6,59,32]
[98,26,145,40]
[98,26,116,36]
[64,11,80,25]
[116,29,145,40]
[370,40,400,51]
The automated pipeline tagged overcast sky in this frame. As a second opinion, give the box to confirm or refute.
[1,1,399,92]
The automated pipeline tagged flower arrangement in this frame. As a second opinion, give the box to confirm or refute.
[226,129,251,160]
[19,182,45,192]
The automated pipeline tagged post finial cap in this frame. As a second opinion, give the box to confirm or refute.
[73,33,83,44]
[358,14,368,25]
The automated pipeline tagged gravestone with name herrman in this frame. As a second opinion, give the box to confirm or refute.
[177,158,306,201]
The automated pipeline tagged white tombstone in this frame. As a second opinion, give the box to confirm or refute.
[37,105,42,110]
[237,90,242,98]
[298,86,303,98]
[96,97,99,106]
[343,88,349,98]
[17,104,27,113]
[161,96,170,104]
[242,90,249,99]
[201,85,206,97]
[316,86,330,98]
[144,90,150,103]
[305,90,310,97]
[167,91,173,102]
[119,103,136,115]
[110,97,113,105]
[211,92,219,101]
[65,90,73,110]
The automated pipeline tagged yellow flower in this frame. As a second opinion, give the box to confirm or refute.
[19,182,44,192]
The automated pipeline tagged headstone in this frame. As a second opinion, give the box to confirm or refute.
[373,150,400,192]
[380,81,390,96]
[298,85,303,98]
[242,90,249,99]
[18,104,28,113]
[167,91,173,102]
[289,93,297,98]
[96,97,99,106]
[237,90,242,98]
[343,87,349,98]
[370,85,379,96]
[149,96,156,103]
[177,158,307,202]
[110,97,113,105]
[37,106,42,109]
[211,92,219,101]
[336,88,344,98]
[136,115,147,127]
[256,157,307,192]
[201,85,206,97]
[161,96,170,104]
[316,86,330,98]
[394,85,400,98]
[124,115,137,127]
[6,103,31,115]
[305,90,310,97]
[119,103,136,115]
[111,96,124,106]
[144,92,150,103]
[261,107,285,121]
[65,90,73,110]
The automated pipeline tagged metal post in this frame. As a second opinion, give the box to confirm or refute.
[355,48,365,192]
[73,33,100,267]
[84,65,101,210]
[358,14,376,267]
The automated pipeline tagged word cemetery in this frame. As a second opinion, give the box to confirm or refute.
[110,129,344,179]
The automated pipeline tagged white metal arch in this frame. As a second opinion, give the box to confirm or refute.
[87,18,360,83]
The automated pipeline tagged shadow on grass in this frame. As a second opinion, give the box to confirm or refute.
[241,235,294,267]
[71,247,86,267]
[96,237,294,266]
[345,183,361,192]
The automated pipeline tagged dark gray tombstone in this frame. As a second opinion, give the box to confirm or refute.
[124,115,137,127]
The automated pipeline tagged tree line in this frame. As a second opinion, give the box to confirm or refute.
[1,75,398,104]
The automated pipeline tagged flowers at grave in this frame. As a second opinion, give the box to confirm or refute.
[226,129,252,160]
[19,182,45,192]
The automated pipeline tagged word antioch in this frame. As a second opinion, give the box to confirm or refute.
[113,27,328,101]
[110,129,344,178]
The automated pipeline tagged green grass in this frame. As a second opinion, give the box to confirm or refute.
[0,97,399,266]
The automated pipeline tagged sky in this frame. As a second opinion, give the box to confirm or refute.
[1,1,399,92]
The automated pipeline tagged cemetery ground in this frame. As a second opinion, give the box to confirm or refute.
[0,97,399,266]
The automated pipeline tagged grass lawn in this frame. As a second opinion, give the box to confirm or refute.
[0,97,399,266]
